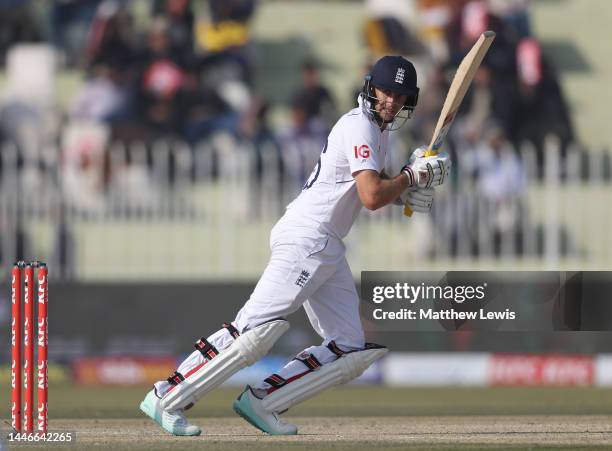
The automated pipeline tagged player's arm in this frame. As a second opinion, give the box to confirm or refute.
[381,170,421,208]
[354,169,409,211]
[355,148,452,211]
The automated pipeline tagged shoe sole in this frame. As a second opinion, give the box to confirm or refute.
[233,393,296,436]
[140,396,201,436]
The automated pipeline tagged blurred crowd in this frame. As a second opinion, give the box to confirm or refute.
[0,0,595,281]
[361,0,576,257]
[0,0,574,157]
[358,0,575,174]
[0,1,576,213]
[409,0,573,170]
[0,0,259,142]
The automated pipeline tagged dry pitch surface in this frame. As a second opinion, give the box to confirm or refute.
[28,415,610,450]
[2,386,612,450]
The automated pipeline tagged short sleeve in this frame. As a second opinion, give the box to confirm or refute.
[343,117,384,176]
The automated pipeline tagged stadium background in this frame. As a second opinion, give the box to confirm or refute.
[0,0,611,448]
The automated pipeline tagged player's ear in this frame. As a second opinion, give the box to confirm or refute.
[405,87,419,109]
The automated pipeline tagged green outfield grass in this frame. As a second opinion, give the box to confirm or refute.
[2,385,612,419]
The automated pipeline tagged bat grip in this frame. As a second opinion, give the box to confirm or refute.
[403,147,439,217]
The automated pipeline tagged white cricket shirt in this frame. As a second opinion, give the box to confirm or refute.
[279,98,391,239]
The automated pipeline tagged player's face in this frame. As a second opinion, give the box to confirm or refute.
[373,87,408,122]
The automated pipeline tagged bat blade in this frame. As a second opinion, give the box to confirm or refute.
[427,30,496,155]
[405,31,495,216]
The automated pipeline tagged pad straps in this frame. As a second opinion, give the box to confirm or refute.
[167,371,185,386]
[223,322,240,339]
[326,340,347,357]
[296,352,322,371]
[195,337,219,360]
[264,373,287,389]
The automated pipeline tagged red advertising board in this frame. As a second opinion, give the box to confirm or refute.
[73,357,176,385]
[489,354,594,386]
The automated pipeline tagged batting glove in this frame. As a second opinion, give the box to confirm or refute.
[396,187,435,213]
[401,146,451,190]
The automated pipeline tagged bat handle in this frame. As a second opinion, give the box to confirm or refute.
[402,147,440,217]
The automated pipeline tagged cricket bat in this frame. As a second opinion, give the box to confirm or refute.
[404,30,496,216]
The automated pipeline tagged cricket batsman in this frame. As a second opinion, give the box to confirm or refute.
[140,55,451,436]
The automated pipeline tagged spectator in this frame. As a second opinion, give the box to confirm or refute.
[152,0,195,64]
[70,65,131,123]
[445,0,521,141]
[192,0,258,138]
[408,63,449,147]
[291,59,337,129]
[49,0,102,66]
[118,17,186,141]
[176,65,238,145]
[515,37,574,172]
[277,93,328,191]
[460,121,527,255]
[209,0,256,24]
[0,0,41,66]
[72,1,135,124]
[85,0,135,73]
[363,0,426,57]
[488,0,532,39]
[0,44,57,170]
[195,0,256,120]
[468,123,526,202]
[196,0,256,54]
[416,0,455,62]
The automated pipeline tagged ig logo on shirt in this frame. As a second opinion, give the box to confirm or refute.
[354,144,371,159]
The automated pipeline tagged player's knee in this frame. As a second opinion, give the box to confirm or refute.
[325,333,366,354]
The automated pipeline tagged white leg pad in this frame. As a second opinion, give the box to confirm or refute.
[160,319,289,411]
[261,346,388,413]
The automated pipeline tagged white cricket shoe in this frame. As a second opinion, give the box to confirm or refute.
[139,389,201,436]
[233,385,298,435]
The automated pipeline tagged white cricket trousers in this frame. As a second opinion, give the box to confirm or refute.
[234,223,365,348]
[155,223,365,397]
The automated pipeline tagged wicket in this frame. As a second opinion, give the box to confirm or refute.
[11,261,48,434]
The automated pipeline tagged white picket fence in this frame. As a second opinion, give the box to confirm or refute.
[0,131,610,280]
